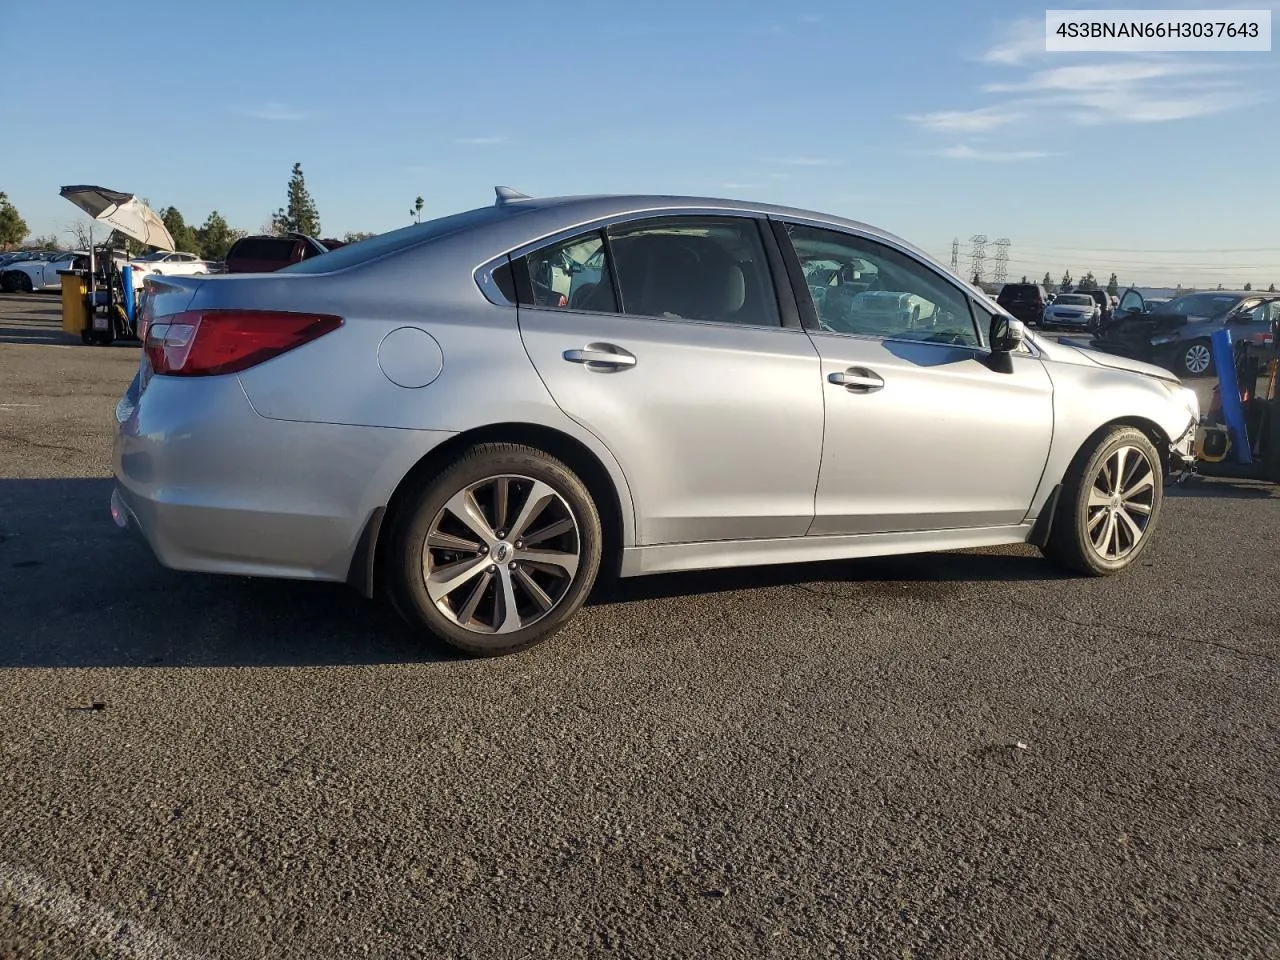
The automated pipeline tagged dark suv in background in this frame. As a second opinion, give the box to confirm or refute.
[997,282,1049,326]
[224,232,346,273]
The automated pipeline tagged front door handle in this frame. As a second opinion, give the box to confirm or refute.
[563,343,637,370]
[828,368,884,392]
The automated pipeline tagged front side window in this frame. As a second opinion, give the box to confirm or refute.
[605,217,781,327]
[785,224,979,346]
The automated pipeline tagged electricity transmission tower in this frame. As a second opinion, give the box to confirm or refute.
[950,238,959,272]
[991,238,1011,284]
[968,235,987,284]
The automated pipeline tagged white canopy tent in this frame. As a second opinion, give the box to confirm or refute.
[59,185,176,308]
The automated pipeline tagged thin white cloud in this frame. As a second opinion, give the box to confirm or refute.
[985,60,1224,93]
[980,19,1046,65]
[801,14,821,23]
[906,105,1025,132]
[234,102,312,121]
[454,136,507,145]
[937,145,1056,162]
[907,18,1266,152]
[765,156,839,166]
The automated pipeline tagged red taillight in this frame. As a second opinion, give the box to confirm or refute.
[144,310,342,376]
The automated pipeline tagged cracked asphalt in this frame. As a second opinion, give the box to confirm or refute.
[1,293,1277,959]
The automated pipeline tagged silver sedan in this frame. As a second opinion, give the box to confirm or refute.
[112,189,1200,656]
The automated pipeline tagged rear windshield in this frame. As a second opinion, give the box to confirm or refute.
[999,285,1041,301]
[278,204,530,275]
[232,237,293,260]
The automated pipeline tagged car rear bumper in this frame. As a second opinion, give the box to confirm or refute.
[112,371,453,583]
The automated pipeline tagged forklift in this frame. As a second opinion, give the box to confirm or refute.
[1194,320,1280,483]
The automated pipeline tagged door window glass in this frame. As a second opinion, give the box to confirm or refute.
[606,217,780,327]
[785,224,978,346]
[522,231,617,311]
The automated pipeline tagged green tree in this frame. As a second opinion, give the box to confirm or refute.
[26,233,59,250]
[1243,281,1252,291]
[1060,270,1073,292]
[1269,283,1276,292]
[272,162,321,237]
[1041,271,1055,293]
[1106,273,1119,297]
[160,206,199,253]
[343,231,377,243]
[196,210,244,260]
[0,192,29,250]
[411,196,424,223]
[1076,271,1099,292]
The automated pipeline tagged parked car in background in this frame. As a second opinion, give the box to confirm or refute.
[1040,293,1100,330]
[223,232,335,273]
[0,250,89,292]
[125,250,211,287]
[997,282,1049,326]
[1092,288,1280,376]
[1082,289,1112,327]
[113,188,1199,657]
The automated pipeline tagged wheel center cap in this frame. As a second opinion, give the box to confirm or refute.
[1110,495,1122,509]
[494,541,511,563]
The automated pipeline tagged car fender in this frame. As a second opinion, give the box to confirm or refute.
[1030,355,1197,516]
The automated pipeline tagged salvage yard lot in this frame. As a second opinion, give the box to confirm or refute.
[1,292,1277,959]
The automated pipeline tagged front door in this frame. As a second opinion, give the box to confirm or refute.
[514,216,825,545]
[776,220,1055,535]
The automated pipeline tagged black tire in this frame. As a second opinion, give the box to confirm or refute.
[1175,339,1214,378]
[16,272,33,293]
[386,442,603,657]
[1041,426,1164,576]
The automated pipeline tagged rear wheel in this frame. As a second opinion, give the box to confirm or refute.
[15,273,33,293]
[1041,426,1164,576]
[1177,339,1214,377]
[387,443,603,657]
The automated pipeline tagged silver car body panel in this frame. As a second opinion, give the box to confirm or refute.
[112,193,1198,586]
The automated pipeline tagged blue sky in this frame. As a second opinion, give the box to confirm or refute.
[1,0,1276,287]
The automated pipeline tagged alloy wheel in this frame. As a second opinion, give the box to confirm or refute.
[422,474,581,635]
[1086,445,1156,561]
[1183,343,1212,375]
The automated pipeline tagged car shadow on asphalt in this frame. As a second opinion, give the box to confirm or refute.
[3,475,1271,669]
[0,478,456,670]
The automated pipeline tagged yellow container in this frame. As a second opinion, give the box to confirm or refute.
[60,272,88,336]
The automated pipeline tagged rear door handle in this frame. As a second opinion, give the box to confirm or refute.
[563,343,637,370]
[828,368,884,392]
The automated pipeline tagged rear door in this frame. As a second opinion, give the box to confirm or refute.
[514,214,825,545]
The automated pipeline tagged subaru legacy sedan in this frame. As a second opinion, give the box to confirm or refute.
[112,190,1199,656]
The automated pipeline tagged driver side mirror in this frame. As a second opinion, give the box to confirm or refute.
[990,315,1027,353]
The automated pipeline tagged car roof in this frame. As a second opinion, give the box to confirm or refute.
[482,192,945,267]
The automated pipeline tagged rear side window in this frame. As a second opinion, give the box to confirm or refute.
[521,231,617,311]
[607,217,781,327]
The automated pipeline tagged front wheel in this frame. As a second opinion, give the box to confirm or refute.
[1176,339,1214,378]
[1041,426,1164,576]
[386,443,603,657]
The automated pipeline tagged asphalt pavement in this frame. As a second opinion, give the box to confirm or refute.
[1,293,1276,959]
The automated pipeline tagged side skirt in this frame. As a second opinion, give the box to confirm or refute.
[619,523,1037,578]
